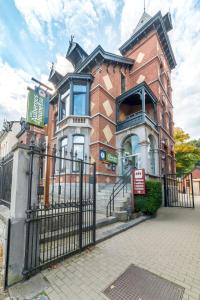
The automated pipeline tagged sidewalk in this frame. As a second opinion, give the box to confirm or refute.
[8,197,200,300]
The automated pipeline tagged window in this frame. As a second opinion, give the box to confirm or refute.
[73,84,87,115]
[60,89,70,119]
[160,62,164,85]
[121,73,126,93]
[148,135,155,175]
[60,137,68,170]
[169,113,173,136]
[54,113,58,133]
[73,135,85,171]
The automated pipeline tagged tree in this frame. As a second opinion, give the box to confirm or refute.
[174,128,200,174]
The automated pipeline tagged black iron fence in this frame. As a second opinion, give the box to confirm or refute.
[0,153,13,208]
[163,173,195,208]
[24,146,96,276]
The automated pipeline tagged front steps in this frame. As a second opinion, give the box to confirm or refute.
[96,184,132,221]
[96,213,149,243]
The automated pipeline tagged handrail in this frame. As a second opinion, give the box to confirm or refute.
[106,168,132,217]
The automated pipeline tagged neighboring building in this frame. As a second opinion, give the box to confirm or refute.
[0,120,21,159]
[17,118,46,146]
[47,10,176,187]
[192,168,200,195]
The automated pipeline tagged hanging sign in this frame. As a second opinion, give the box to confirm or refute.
[26,87,46,128]
[132,169,146,195]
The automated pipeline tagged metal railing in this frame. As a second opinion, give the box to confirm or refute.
[106,168,132,217]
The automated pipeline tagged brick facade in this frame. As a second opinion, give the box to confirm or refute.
[47,10,176,184]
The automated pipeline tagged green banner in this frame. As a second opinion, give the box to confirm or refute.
[26,88,45,128]
[106,152,118,164]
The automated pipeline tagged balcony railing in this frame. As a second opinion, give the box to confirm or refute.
[116,111,157,132]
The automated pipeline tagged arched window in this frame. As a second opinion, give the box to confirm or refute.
[168,113,173,136]
[148,135,155,175]
[162,103,166,129]
[73,135,85,171]
[122,134,141,172]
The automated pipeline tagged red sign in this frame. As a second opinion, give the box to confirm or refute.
[132,169,146,195]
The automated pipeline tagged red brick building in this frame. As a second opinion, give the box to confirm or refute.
[47,10,176,187]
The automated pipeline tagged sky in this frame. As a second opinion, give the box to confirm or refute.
[0,0,200,139]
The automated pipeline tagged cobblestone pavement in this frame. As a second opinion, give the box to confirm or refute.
[9,197,200,300]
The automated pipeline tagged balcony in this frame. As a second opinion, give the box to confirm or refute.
[116,82,158,132]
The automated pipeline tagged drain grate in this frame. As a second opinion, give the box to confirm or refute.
[103,264,184,300]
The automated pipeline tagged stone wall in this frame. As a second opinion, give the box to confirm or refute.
[0,206,10,289]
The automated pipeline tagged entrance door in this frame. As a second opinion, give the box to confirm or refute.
[121,134,141,175]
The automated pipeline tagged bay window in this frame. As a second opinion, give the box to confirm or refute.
[60,89,70,119]
[60,137,68,171]
[73,135,85,171]
[73,84,87,115]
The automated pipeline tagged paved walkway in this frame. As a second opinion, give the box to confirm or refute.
[9,197,200,300]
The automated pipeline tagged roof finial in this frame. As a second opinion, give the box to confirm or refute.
[144,0,146,12]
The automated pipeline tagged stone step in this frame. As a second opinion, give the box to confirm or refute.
[96,215,118,229]
[113,210,129,222]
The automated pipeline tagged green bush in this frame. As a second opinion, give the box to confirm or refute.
[135,180,162,215]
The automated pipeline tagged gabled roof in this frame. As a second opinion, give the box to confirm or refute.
[75,45,134,73]
[132,11,152,35]
[119,11,176,70]
[116,81,158,104]
[66,42,88,69]
[48,65,64,86]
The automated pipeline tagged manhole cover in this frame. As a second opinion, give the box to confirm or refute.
[103,264,184,300]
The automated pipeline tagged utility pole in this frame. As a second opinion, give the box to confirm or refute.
[31,78,53,207]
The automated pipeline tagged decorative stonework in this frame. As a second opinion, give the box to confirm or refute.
[136,52,145,63]
[103,125,113,142]
[91,127,94,136]
[90,156,95,163]
[103,74,113,90]
[91,101,95,112]
[103,100,113,117]
[136,74,145,84]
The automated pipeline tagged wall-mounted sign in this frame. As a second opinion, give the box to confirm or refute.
[99,149,118,165]
[99,149,106,161]
[132,169,146,195]
[26,87,46,128]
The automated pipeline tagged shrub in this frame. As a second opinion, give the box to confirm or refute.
[135,180,162,215]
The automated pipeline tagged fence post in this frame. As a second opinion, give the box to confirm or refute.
[163,175,167,207]
[79,160,83,251]
[93,163,96,244]
[6,143,39,286]
[190,173,195,209]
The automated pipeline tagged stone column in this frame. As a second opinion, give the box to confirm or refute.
[7,143,39,285]
[140,141,149,173]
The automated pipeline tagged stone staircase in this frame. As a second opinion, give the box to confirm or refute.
[96,184,132,221]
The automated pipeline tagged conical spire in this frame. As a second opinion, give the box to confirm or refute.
[132,11,152,35]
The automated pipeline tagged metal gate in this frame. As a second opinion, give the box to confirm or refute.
[23,146,96,276]
[0,153,13,208]
[163,173,194,208]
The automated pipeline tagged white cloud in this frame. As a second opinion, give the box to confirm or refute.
[54,54,73,76]
[0,59,31,125]
[14,0,117,46]
[120,0,200,138]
